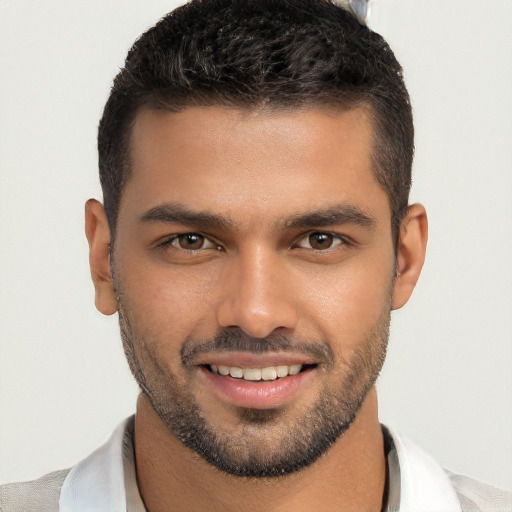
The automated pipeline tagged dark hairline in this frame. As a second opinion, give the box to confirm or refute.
[98,0,414,250]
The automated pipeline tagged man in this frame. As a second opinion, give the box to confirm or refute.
[1,0,510,510]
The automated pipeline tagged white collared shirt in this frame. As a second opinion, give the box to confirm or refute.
[2,416,510,511]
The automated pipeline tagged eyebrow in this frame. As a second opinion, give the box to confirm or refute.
[283,205,376,230]
[140,203,376,231]
[140,204,233,231]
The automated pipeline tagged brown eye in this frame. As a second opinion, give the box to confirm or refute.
[178,234,204,250]
[170,233,217,251]
[295,232,344,251]
[308,232,334,250]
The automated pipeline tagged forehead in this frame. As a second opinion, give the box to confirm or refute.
[121,106,389,228]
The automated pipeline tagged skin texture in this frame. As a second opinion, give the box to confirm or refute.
[85,106,427,511]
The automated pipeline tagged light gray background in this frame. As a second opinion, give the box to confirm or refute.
[1,0,511,491]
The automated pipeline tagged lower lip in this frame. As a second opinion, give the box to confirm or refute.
[201,366,315,409]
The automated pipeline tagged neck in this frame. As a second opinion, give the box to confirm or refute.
[134,389,385,512]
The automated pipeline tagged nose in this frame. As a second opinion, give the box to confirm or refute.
[215,246,299,338]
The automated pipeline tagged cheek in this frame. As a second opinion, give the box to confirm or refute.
[117,257,221,340]
[298,256,394,345]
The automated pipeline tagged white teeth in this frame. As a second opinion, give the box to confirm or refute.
[209,364,304,381]
[218,365,230,376]
[229,366,243,378]
[261,367,277,380]
[276,365,289,377]
[289,364,302,375]
[243,368,262,381]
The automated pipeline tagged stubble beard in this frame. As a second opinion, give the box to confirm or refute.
[119,304,390,478]
[116,294,391,478]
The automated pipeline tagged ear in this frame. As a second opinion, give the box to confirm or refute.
[85,199,118,315]
[392,203,428,310]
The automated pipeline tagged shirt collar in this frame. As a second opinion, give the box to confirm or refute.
[58,417,462,512]
[59,417,130,512]
[383,425,462,512]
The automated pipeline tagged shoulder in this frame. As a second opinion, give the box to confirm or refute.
[1,417,135,512]
[446,471,512,512]
[382,425,512,511]
[0,468,70,512]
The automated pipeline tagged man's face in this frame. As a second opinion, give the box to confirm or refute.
[111,106,396,476]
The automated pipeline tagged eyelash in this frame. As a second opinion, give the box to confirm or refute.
[293,232,350,251]
[158,233,221,252]
[157,231,351,253]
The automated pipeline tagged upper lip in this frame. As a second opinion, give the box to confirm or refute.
[189,351,318,368]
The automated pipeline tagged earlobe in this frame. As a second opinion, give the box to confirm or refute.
[85,199,118,315]
[392,203,428,310]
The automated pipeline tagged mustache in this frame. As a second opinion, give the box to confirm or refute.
[181,327,334,366]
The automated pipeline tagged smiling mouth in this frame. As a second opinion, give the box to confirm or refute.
[205,364,316,382]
